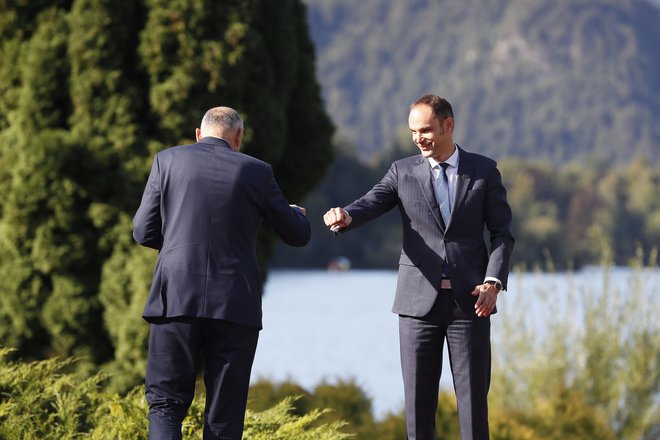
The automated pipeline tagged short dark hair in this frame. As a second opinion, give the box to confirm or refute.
[411,95,454,120]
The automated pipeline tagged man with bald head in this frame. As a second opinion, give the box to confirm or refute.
[134,106,311,439]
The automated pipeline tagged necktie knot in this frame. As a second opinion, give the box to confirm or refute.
[439,162,450,172]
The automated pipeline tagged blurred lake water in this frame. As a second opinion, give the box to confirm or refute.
[251,267,660,419]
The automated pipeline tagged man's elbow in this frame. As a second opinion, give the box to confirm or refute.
[292,229,311,247]
[133,227,162,250]
[298,230,312,247]
[133,225,147,245]
[284,224,311,247]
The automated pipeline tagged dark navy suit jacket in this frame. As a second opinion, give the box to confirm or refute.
[343,146,514,318]
[133,137,310,329]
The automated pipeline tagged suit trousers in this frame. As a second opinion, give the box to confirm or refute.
[145,317,259,440]
[399,289,491,440]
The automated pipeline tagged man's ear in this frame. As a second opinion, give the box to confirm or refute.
[445,117,455,133]
[234,128,243,151]
[195,128,202,142]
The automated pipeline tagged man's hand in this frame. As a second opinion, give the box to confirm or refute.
[471,283,499,317]
[290,204,307,216]
[323,207,352,231]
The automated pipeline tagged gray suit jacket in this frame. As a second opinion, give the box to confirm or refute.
[133,137,310,328]
[343,146,514,318]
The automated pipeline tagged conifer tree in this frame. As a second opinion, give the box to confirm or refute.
[0,0,333,382]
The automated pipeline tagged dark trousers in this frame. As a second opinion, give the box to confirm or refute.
[145,317,259,440]
[399,290,491,440]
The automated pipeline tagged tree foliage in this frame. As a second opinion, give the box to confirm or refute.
[0,348,350,439]
[492,262,660,440]
[304,0,660,163]
[0,0,333,386]
[248,378,375,439]
[499,157,660,269]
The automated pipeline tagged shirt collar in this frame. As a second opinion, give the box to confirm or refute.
[428,144,459,169]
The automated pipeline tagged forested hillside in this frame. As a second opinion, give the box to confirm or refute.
[304,0,660,163]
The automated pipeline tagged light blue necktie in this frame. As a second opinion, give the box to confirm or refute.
[434,162,451,226]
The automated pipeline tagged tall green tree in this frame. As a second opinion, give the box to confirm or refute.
[0,0,333,384]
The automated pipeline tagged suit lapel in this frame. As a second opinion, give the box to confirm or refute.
[413,158,445,231]
[449,146,473,226]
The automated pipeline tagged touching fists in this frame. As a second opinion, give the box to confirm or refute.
[323,207,352,232]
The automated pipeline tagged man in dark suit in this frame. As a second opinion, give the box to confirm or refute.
[133,106,311,439]
[324,95,514,440]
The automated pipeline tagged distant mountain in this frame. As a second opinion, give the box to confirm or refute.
[304,0,660,163]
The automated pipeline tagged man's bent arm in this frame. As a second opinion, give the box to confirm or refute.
[133,155,163,250]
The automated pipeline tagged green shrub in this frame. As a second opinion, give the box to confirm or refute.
[0,348,351,439]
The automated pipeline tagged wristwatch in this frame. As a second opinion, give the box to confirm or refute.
[485,280,502,292]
